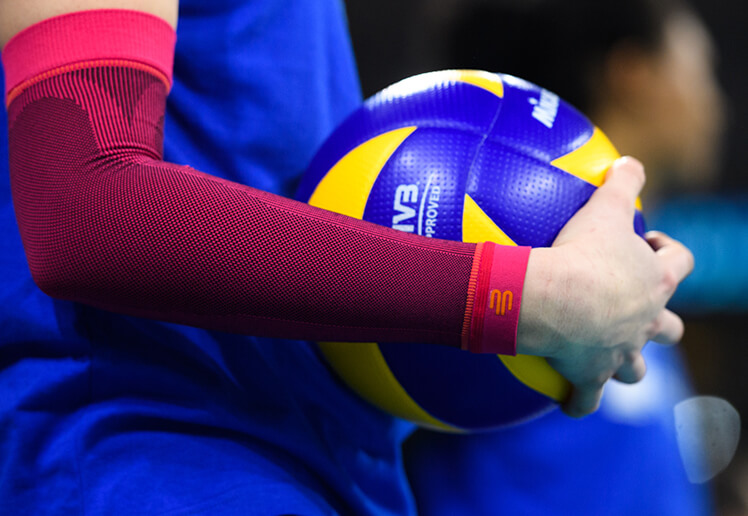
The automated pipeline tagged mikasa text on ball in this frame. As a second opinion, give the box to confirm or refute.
[296,70,645,432]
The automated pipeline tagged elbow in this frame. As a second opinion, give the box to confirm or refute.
[15,221,92,302]
[25,248,83,302]
[30,274,73,302]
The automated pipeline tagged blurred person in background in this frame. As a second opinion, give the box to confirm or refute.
[443,0,744,313]
[378,0,738,514]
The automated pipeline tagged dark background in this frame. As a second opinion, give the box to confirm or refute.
[345,0,748,190]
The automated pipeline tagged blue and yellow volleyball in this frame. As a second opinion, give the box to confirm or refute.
[297,70,645,432]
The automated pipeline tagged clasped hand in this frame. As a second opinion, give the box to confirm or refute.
[516,157,694,417]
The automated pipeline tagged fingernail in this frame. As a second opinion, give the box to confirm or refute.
[614,156,644,172]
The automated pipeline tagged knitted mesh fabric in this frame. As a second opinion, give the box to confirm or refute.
[8,65,479,345]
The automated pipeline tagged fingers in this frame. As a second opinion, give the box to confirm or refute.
[646,230,675,251]
[647,231,695,287]
[585,156,645,222]
[644,231,690,344]
[650,309,685,345]
[562,383,605,419]
[614,352,647,384]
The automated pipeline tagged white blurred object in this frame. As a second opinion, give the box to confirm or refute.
[674,396,741,484]
[601,344,688,425]
[601,359,669,425]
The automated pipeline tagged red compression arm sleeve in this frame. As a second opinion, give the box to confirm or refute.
[3,10,530,353]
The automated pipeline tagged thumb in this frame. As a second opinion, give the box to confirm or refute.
[581,156,645,223]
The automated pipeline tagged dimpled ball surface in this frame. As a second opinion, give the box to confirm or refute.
[296,70,645,432]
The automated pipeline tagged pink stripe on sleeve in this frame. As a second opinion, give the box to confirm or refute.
[2,9,176,98]
[467,243,531,355]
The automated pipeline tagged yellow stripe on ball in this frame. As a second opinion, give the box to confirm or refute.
[453,70,504,99]
[550,126,643,211]
[463,194,516,246]
[318,342,460,432]
[382,70,504,102]
[462,194,570,402]
[309,126,417,218]
[498,354,570,402]
[550,126,619,187]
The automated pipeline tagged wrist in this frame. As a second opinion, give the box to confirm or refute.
[463,242,531,355]
[517,247,569,358]
[517,246,603,358]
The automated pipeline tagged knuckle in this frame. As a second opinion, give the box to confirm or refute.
[624,349,640,363]
[660,268,679,294]
[604,190,632,215]
[593,372,610,387]
[627,359,646,382]
[564,406,585,419]
[629,161,646,187]
[647,316,663,339]
[684,248,695,273]
[645,229,663,240]
[616,156,646,187]
[578,396,602,417]
[671,316,685,342]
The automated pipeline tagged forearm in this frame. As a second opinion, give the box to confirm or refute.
[4,10,529,351]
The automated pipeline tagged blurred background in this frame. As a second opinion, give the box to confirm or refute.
[344,0,748,514]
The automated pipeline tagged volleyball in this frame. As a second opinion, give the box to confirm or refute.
[296,70,645,432]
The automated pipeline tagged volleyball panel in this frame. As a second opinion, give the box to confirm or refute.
[301,70,644,432]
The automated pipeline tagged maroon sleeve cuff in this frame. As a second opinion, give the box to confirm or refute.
[463,242,531,355]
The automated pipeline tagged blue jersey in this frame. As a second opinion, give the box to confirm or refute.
[0,2,416,514]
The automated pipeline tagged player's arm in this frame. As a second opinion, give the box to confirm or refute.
[1,4,693,417]
[0,2,509,349]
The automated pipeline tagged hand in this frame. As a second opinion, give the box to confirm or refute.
[516,157,694,417]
